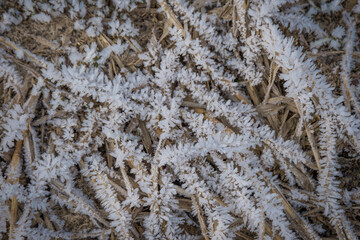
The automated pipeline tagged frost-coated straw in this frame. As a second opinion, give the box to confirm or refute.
[0,0,359,239]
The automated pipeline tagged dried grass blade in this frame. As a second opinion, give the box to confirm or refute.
[192,196,210,240]
[7,140,23,239]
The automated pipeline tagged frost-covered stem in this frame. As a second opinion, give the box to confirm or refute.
[192,195,210,240]
[110,141,134,194]
[0,36,46,67]
[0,57,23,98]
[157,0,185,37]
[11,204,31,240]
[208,152,266,237]
[151,137,164,199]
[179,111,265,236]
[234,0,265,85]
[341,14,360,116]
[50,179,110,228]
[169,0,234,57]
[148,137,163,238]
[168,154,233,238]
[159,0,250,103]
[234,0,248,40]
[179,86,319,239]
[261,176,320,240]
[170,0,262,85]
[178,67,312,168]
[82,158,133,240]
[317,118,357,240]
[247,1,360,150]
[113,133,179,238]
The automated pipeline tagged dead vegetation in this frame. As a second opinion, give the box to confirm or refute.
[0,0,360,239]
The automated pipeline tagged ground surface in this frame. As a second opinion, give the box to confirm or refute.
[0,0,360,239]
